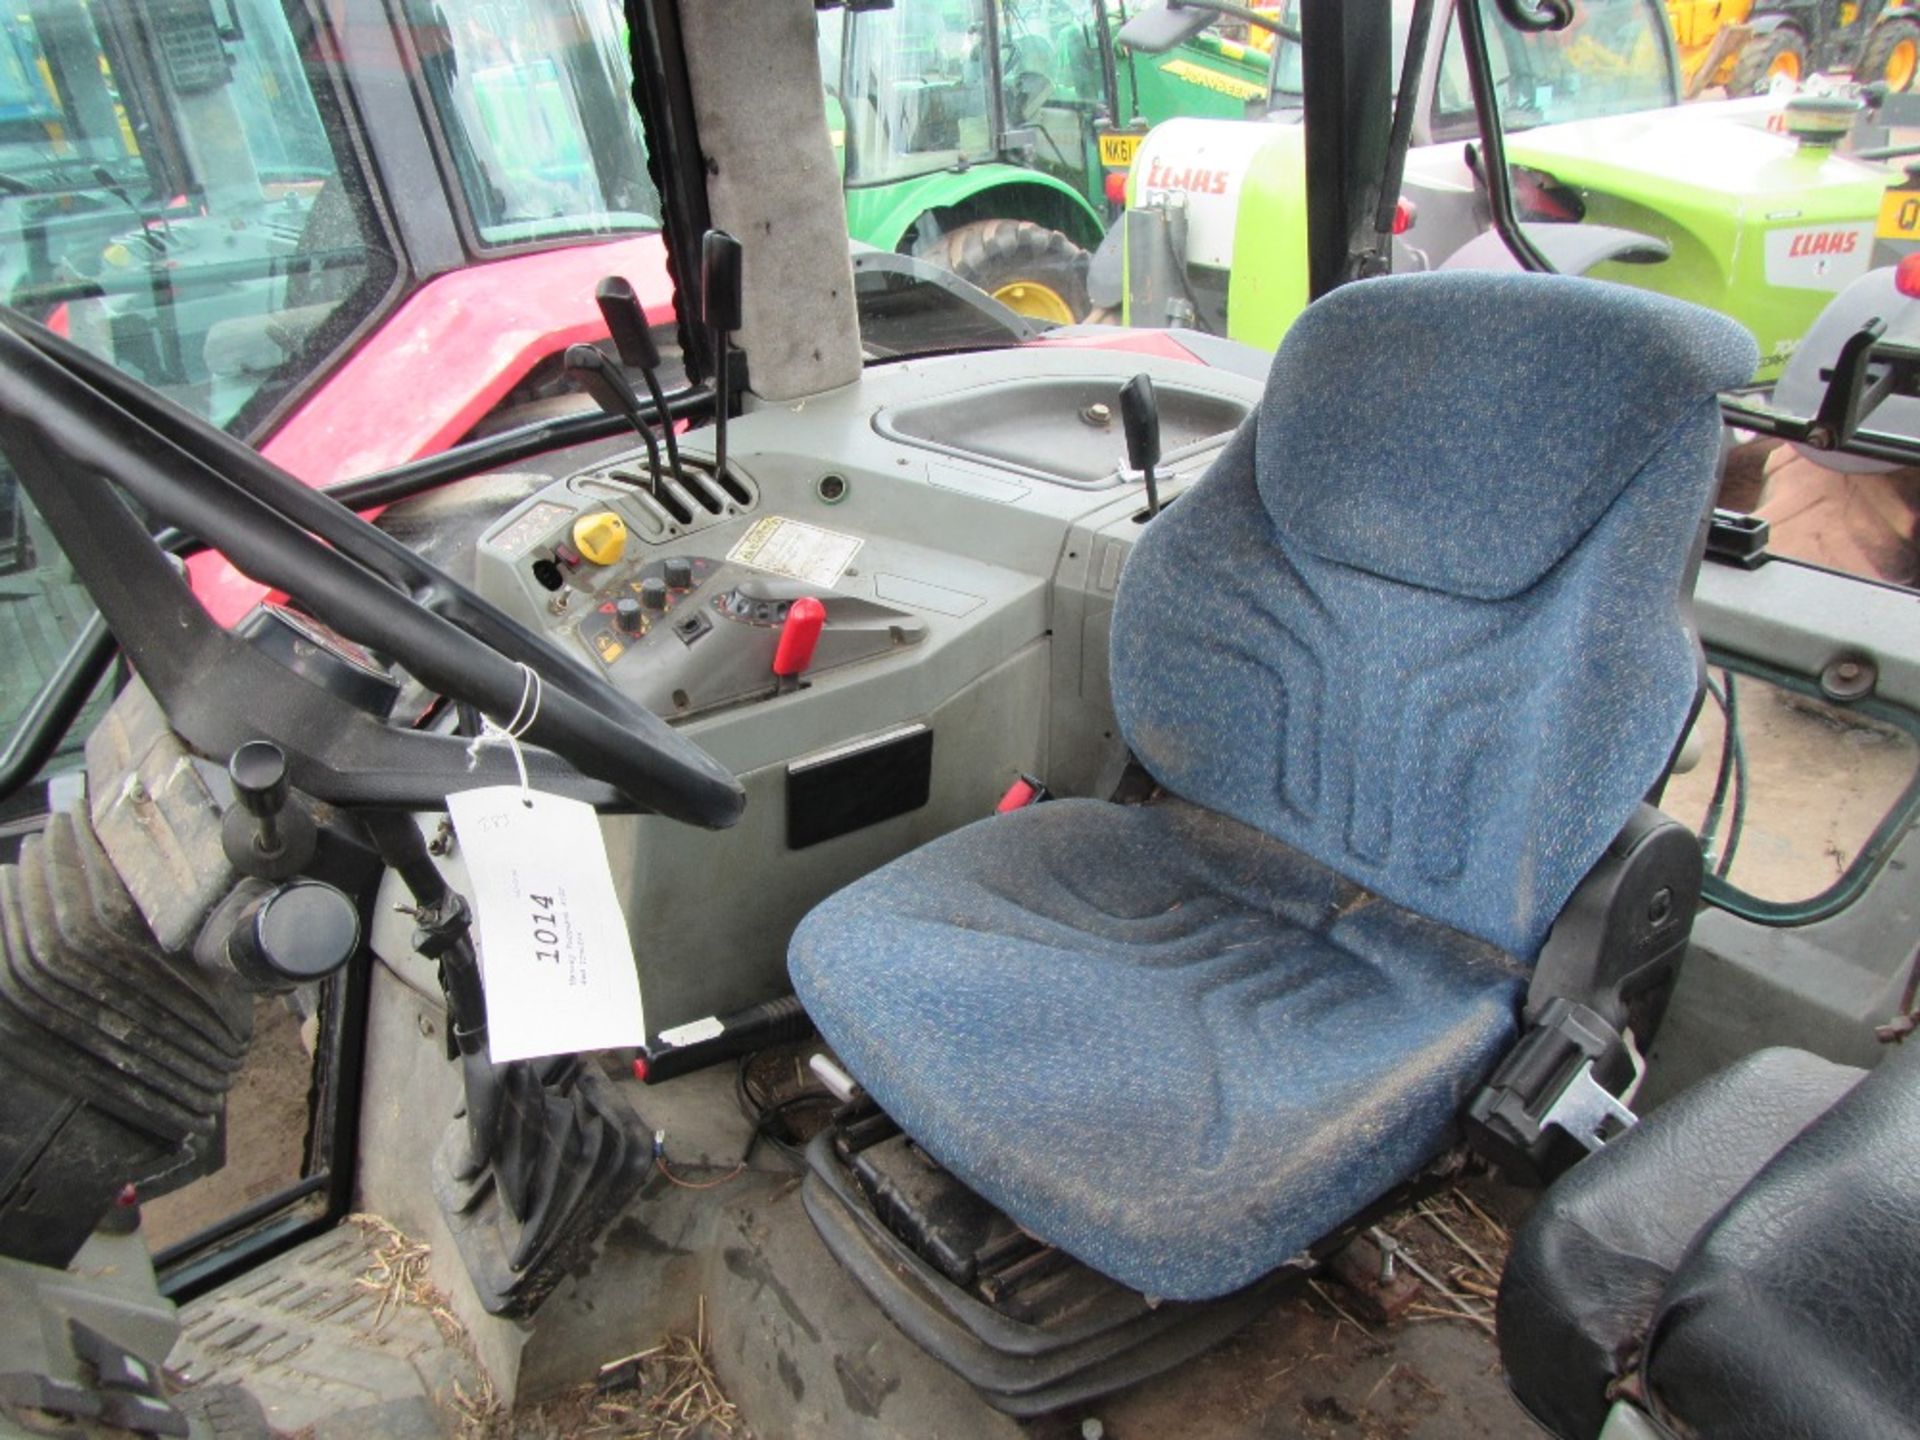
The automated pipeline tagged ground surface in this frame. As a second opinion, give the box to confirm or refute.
[165,1180,1535,1440]
[1750,447,1920,589]
[1079,1179,1535,1440]
[1663,670,1917,906]
[146,998,317,1254]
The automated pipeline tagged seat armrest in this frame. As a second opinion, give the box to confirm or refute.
[1528,805,1702,1042]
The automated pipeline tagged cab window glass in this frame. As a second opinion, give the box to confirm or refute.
[1,0,397,435]
[1001,0,1113,192]
[405,0,660,247]
[1664,664,1920,914]
[1266,0,1405,106]
[1434,0,1674,132]
[0,477,104,791]
[841,0,996,185]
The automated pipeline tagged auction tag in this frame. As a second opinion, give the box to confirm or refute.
[446,787,644,1063]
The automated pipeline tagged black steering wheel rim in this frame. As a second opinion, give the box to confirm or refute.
[0,307,745,829]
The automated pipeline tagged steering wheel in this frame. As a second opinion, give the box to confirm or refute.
[0,307,745,829]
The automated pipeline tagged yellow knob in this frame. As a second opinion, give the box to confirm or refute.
[572,511,627,566]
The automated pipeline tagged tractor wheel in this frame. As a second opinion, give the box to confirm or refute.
[1728,27,1809,95]
[938,219,1091,324]
[1862,13,1920,91]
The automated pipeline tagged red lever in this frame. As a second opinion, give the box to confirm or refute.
[773,597,826,678]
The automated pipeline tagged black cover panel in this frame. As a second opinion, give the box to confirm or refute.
[1647,1041,1920,1440]
[1498,1047,1861,1439]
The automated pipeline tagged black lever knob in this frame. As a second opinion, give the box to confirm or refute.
[595,276,686,487]
[1120,373,1161,472]
[615,596,645,635]
[640,577,669,612]
[566,342,646,427]
[227,880,361,993]
[701,230,744,333]
[595,275,662,371]
[230,740,289,823]
[1120,373,1163,519]
[565,343,666,494]
[224,740,315,877]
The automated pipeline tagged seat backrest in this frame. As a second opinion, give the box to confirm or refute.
[1111,271,1756,959]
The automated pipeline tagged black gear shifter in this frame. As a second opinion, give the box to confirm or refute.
[594,276,688,490]
[565,342,666,500]
[1120,372,1162,519]
[701,230,743,485]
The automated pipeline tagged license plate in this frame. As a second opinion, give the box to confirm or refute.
[1877,186,1920,241]
[1098,131,1143,169]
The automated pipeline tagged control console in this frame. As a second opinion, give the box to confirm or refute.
[473,486,927,720]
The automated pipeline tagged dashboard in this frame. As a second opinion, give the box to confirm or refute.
[376,343,1263,1033]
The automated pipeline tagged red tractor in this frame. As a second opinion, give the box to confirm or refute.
[1,0,679,630]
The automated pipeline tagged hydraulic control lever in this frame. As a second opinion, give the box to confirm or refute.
[773,595,826,692]
[1121,372,1162,519]
[701,230,743,484]
[594,276,687,489]
[565,342,665,499]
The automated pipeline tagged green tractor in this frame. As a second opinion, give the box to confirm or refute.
[817,0,1278,320]
[1112,0,1896,384]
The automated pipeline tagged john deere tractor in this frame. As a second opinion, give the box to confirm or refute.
[818,0,1278,321]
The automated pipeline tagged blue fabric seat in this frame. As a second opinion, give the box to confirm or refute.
[791,272,1759,1301]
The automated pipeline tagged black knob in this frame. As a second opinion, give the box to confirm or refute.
[701,230,744,332]
[230,740,289,821]
[615,596,645,635]
[595,275,662,371]
[640,577,668,611]
[1120,373,1161,472]
[229,880,360,992]
[664,557,693,589]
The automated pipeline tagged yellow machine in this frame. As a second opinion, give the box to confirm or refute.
[1667,0,1920,96]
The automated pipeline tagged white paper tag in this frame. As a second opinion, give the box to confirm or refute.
[655,1016,725,1049]
[446,787,644,1063]
[727,515,863,587]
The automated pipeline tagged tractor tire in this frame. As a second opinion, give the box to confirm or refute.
[938,220,1091,325]
[1862,13,1920,92]
[1728,26,1809,95]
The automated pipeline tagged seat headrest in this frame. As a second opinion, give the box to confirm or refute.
[1256,272,1758,600]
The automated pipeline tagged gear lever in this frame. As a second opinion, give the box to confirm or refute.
[1120,372,1162,519]
[594,276,688,489]
[701,230,743,486]
[564,342,665,499]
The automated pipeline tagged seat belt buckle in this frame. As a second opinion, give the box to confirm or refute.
[994,774,1050,813]
[1466,996,1639,1184]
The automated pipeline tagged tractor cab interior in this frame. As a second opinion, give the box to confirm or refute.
[0,2,1916,1439]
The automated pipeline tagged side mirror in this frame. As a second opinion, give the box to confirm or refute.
[1115,0,1214,55]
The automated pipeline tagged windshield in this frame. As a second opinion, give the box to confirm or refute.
[840,0,998,186]
[1267,0,1675,123]
[404,0,662,246]
[1433,0,1676,128]
[0,0,398,434]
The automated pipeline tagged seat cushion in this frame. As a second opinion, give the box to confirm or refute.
[1646,1040,1920,1440]
[789,796,1526,1301]
[1497,1047,1862,1440]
